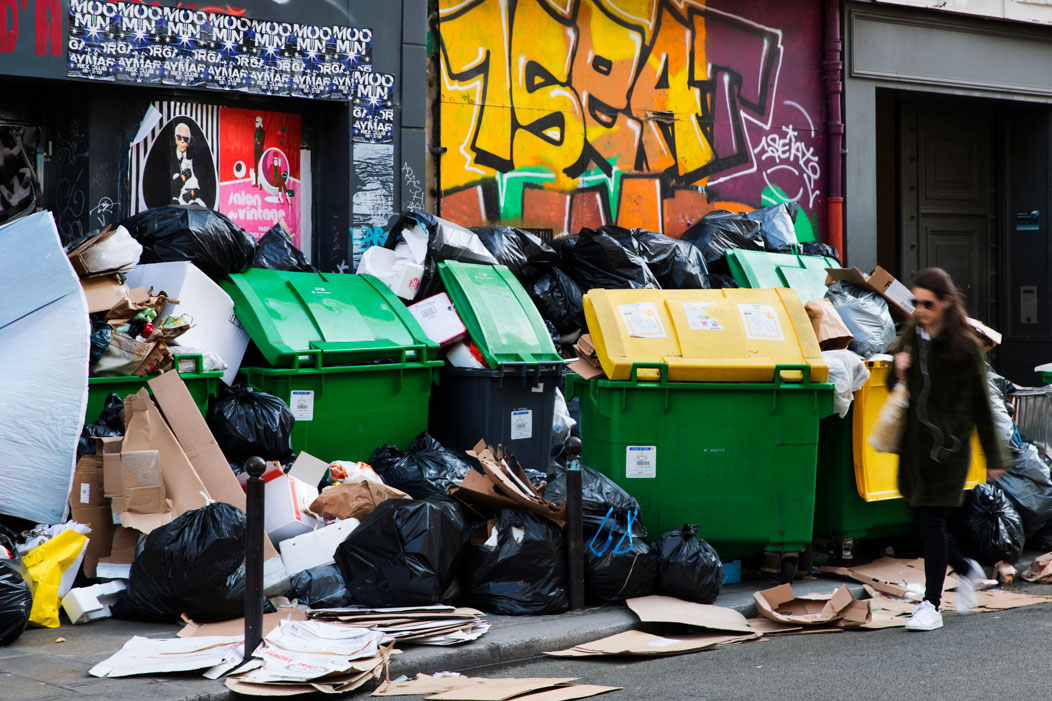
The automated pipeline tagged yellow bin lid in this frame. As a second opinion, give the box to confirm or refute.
[852,360,986,501]
[582,288,828,383]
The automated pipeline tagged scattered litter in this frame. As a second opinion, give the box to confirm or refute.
[55,637,66,643]
[455,441,565,527]
[753,583,870,628]
[626,595,753,634]
[545,630,756,658]
[308,605,489,646]
[90,635,244,677]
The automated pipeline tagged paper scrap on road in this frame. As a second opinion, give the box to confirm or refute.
[511,685,621,700]
[374,673,487,697]
[545,630,757,658]
[307,605,488,645]
[627,595,754,634]
[178,607,307,638]
[89,635,243,678]
[425,678,579,701]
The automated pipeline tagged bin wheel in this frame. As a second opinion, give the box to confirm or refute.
[799,543,815,576]
[778,556,798,584]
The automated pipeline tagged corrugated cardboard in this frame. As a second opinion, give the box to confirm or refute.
[425,678,579,701]
[545,630,757,658]
[967,317,1002,349]
[804,299,854,351]
[753,583,859,626]
[178,607,307,638]
[825,266,913,320]
[454,441,566,527]
[569,334,604,380]
[99,526,139,567]
[626,595,754,634]
[81,276,132,314]
[68,227,136,277]
[104,449,167,515]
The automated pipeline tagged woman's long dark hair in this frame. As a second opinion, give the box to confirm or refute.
[912,267,976,361]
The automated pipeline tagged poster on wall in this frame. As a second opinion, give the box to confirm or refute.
[130,102,220,213]
[131,102,303,247]
[218,108,302,246]
[67,1,373,101]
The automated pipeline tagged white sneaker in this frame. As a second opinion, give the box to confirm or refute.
[905,600,943,631]
[954,558,982,614]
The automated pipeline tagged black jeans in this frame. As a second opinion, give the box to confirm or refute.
[915,506,971,609]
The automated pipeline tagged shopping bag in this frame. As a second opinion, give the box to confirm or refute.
[868,382,909,454]
[23,530,89,628]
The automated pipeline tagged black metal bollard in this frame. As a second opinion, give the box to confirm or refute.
[243,456,266,662]
[564,437,585,611]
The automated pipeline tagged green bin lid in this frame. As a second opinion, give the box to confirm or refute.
[726,249,840,303]
[221,269,439,368]
[437,261,561,367]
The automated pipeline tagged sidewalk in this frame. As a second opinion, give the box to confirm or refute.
[0,575,862,700]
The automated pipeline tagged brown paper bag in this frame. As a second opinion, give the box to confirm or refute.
[310,481,410,521]
[805,299,854,351]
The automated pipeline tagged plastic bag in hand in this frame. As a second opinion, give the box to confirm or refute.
[206,384,294,465]
[654,524,723,604]
[120,205,256,281]
[335,496,468,607]
[464,508,568,615]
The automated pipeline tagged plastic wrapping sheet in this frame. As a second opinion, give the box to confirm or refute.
[0,212,89,524]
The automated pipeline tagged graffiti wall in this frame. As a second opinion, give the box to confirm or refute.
[437,0,826,240]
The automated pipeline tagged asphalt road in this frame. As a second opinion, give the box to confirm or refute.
[392,601,1052,701]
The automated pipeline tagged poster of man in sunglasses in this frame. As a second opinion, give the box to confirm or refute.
[137,115,218,211]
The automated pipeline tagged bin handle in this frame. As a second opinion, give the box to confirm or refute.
[171,353,204,375]
[629,363,669,385]
[772,363,811,387]
[290,348,322,371]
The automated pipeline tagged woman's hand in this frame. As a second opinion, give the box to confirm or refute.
[894,351,911,380]
[987,469,1005,482]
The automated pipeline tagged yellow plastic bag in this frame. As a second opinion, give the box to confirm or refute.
[868,382,909,454]
[23,530,89,628]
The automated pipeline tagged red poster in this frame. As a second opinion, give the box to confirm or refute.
[219,107,302,246]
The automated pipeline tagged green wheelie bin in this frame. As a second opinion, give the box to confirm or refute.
[86,354,222,424]
[567,287,835,575]
[221,269,442,463]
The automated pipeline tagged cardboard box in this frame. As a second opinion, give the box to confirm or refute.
[825,266,914,319]
[409,292,467,348]
[81,276,133,314]
[125,262,249,384]
[264,473,324,545]
[569,334,605,380]
[753,583,866,626]
[104,449,168,516]
[967,317,1002,349]
[278,518,360,576]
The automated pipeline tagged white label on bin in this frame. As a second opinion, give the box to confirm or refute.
[738,304,784,341]
[290,390,314,421]
[511,409,533,440]
[618,302,667,338]
[80,484,90,504]
[683,301,723,330]
[626,445,656,478]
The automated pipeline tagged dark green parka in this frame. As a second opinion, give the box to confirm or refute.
[890,319,1009,508]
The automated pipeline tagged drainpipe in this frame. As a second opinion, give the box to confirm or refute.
[824,0,845,261]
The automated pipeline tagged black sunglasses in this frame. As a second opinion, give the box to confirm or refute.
[176,134,190,143]
[911,299,937,310]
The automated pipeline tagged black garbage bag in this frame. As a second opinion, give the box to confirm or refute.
[584,508,657,603]
[654,524,723,604]
[120,205,256,281]
[289,563,353,609]
[999,442,1052,537]
[956,483,1024,566]
[385,209,498,299]
[825,281,896,358]
[554,226,660,291]
[112,503,250,622]
[206,384,294,465]
[78,392,125,458]
[0,527,32,646]
[464,509,568,615]
[527,266,585,335]
[800,241,841,261]
[744,202,798,250]
[335,496,468,607]
[546,464,642,532]
[708,274,739,289]
[252,223,317,273]
[680,210,764,269]
[630,229,711,289]
[472,226,559,280]
[368,431,476,499]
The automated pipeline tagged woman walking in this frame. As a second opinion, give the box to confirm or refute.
[892,268,1009,631]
